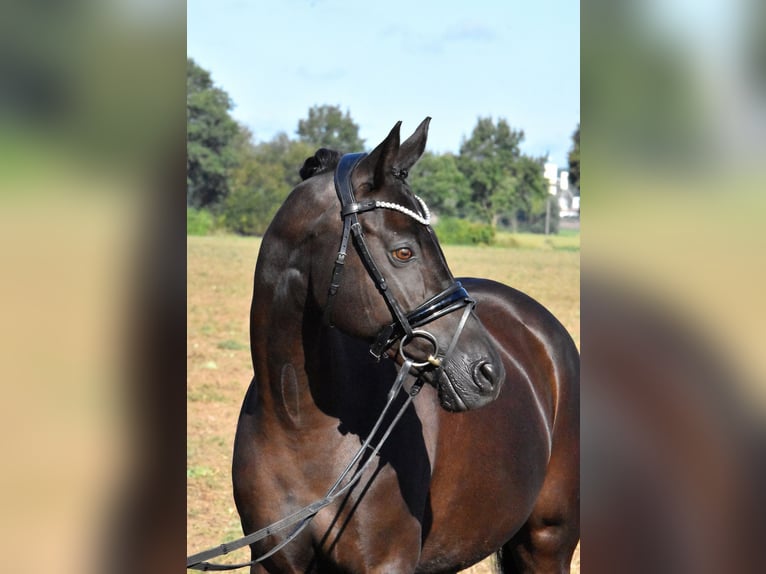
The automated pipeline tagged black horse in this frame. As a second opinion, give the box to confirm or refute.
[231,119,579,573]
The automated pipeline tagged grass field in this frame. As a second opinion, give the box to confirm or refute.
[187,233,580,572]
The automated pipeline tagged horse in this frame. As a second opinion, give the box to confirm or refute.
[231,118,579,573]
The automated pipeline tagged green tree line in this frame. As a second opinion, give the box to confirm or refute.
[187,58,579,241]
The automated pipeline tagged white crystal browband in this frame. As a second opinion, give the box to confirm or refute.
[373,195,431,225]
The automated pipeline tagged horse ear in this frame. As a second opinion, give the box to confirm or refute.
[353,121,402,192]
[396,117,431,173]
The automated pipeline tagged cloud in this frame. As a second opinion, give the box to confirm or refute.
[441,21,496,44]
[377,20,496,56]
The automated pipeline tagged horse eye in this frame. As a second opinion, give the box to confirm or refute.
[392,247,414,262]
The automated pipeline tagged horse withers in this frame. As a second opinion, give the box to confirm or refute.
[232,119,579,573]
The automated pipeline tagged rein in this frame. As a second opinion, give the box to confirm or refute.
[187,359,420,571]
[187,153,477,570]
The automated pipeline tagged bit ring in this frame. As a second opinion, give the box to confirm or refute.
[398,330,441,369]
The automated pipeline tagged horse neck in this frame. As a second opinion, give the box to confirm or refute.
[250,269,403,439]
[248,266,325,430]
[248,179,402,432]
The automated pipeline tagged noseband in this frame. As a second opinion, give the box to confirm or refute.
[324,152,475,363]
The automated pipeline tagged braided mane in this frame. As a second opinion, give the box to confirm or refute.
[299,148,342,181]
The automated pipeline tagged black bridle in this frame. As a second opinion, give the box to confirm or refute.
[324,152,475,362]
[186,153,479,571]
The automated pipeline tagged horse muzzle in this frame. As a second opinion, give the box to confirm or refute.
[434,353,505,412]
[382,284,505,412]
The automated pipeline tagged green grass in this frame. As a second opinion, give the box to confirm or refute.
[557,228,580,238]
[493,230,580,251]
[217,339,248,351]
[187,465,214,479]
[187,383,226,403]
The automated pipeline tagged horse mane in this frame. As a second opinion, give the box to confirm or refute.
[299,148,342,181]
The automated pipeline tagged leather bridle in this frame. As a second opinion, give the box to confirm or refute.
[186,153,480,571]
[324,152,476,365]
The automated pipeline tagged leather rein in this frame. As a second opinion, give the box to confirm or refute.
[187,358,420,571]
[186,153,476,571]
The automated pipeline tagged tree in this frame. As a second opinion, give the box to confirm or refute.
[224,158,285,236]
[457,117,525,227]
[568,124,580,191]
[247,132,315,190]
[296,105,365,152]
[408,152,471,218]
[224,132,315,236]
[512,155,557,234]
[187,58,240,209]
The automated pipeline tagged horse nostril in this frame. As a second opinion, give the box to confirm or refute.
[481,362,496,383]
[475,360,498,391]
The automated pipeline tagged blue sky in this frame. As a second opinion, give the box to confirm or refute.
[188,0,579,168]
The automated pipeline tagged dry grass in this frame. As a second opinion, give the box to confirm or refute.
[187,233,580,572]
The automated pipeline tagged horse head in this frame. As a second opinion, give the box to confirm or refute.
[297,118,505,412]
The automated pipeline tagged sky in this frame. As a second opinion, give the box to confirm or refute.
[187,0,579,168]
